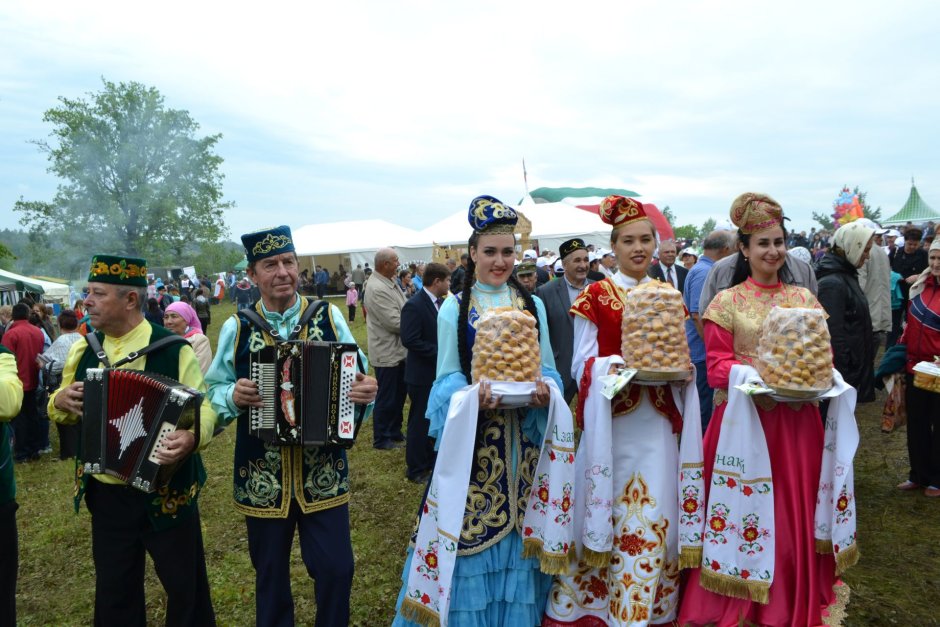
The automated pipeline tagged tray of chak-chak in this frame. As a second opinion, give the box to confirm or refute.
[621,281,692,386]
[756,305,834,402]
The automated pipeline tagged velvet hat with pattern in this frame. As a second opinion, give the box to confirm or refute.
[729,193,784,235]
[87,254,148,287]
[559,238,587,260]
[468,195,518,234]
[599,195,648,227]
[241,225,295,263]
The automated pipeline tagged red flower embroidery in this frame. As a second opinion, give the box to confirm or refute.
[423,503,429,514]
[682,497,698,513]
[741,569,750,579]
[710,560,721,571]
[726,478,737,489]
[837,495,849,511]
[524,526,534,537]
[742,526,759,542]
[617,533,650,556]
[425,552,438,570]
[586,576,608,600]
[709,516,727,532]
[561,495,571,513]
[421,593,431,605]
[538,486,550,503]
[549,450,556,461]
[568,453,575,463]
[742,485,754,496]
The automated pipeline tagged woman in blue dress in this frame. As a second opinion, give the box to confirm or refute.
[393,195,562,626]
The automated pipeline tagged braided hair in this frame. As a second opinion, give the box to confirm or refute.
[456,232,542,383]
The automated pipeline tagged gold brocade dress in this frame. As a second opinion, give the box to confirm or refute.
[678,278,838,627]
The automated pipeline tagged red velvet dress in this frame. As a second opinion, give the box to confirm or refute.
[677,278,837,627]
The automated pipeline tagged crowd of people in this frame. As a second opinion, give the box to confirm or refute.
[0,193,938,626]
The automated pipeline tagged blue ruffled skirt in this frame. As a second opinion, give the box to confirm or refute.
[392,530,551,627]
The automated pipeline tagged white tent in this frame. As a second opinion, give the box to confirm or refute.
[0,268,72,303]
[292,219,432,267]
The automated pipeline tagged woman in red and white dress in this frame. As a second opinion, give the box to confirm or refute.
[543,196,697,626]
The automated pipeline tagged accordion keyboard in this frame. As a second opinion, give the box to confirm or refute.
[250,360,276,430]
[336,350,358,440]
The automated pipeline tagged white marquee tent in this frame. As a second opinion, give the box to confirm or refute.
[292,219,432,268]
[0,268,72,303]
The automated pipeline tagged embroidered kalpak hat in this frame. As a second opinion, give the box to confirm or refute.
[468,195,518,234]
[729,193,784,235]
[599,195,648,227]
[241,225,295,263]
[559,238,587,260]
[87,254,147,287]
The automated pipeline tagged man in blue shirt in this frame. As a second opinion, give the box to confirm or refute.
[683,230,734,430]
[314,265,329,299]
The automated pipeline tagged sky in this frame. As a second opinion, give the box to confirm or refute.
[1,1,939,243]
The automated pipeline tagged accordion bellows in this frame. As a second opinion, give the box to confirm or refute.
[471,307,541,383]
[81,368,203,492]
[620,280,690,372]
[757,307,833,392]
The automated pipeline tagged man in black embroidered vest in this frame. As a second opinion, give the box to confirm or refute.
[48,254,218,626]
[205,225,377,627]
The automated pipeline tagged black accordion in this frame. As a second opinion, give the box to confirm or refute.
[81,368,203,492]
[249,341,361,447]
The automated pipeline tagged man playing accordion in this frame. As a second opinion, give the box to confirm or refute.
[49,254,218,626]
[205,225,377,627]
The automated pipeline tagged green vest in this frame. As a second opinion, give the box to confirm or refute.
[0,346,19,505]
[73,323,207,531]
[231,298,352,518]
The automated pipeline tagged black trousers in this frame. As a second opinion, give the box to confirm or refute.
[0,501,16,627]
[905,374,940,487]
[245,501,353,627]
[85,480,215,627]
[373,363,406,446]
[12,390,41,459]
[347,304,356,321]
[56,422,80,459]
[405,384,436,479]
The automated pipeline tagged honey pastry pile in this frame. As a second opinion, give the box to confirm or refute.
[471,307,541,382]
[756,307,833,392]
[620,280,690,372]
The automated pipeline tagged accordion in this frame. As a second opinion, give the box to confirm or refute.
[81,368,203,492]
[249,341,360,447]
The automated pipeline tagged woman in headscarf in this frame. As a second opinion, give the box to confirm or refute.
[896,238,940,497]
[393,195,565,627]
[814,221,877,403]
[543,196,700,625]
[163,301,213,374]
[678,193,858,627]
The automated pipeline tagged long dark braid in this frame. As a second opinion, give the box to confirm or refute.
[457,232,479,384]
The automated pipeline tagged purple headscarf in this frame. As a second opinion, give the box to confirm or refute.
[165,301,203,337]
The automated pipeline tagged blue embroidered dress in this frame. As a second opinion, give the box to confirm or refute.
[393,281,562,626]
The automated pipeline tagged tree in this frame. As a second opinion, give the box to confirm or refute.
[661,205,676,227]
[15,78,232,265]
[672,224,699,241]
[698,218,717,239]
[812,185,882,231]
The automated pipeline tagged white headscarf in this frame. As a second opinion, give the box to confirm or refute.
[832,221,876,267]
[910,237,940,300]
[788,246,812,265]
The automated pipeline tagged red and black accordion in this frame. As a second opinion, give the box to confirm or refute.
[249,341,360,447]
[81,368,203,492]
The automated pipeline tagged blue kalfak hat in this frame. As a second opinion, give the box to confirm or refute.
[468,196,518,233]
[241,225,296,263]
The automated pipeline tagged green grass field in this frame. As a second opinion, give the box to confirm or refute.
[11,299,939,625]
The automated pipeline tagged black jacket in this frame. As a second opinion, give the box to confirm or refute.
[814,252,875,402]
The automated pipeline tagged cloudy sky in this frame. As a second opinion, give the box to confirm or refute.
[1,1,938,242]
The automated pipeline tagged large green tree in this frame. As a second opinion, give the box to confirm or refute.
[15,78,232,264]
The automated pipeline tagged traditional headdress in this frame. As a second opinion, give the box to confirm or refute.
[241,225,295,263]
[599,195,647,227]
[559,238,587,260]
[729,193,784,235]
[165,301,203,337]
[468,195,518,234]
[87,254,147,287]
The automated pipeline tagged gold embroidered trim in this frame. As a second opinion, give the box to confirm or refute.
[251,233,292,256]
[679,545,703,570]
[835,543,859,575]
[700,568,770,605]
[522,537,577,575]
[399,597,440,627]
[581,546,611,569]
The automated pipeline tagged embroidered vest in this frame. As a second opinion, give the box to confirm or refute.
[457,286,541,554]
[0,347,17,505]
[73,323,205,531]
[231,298,351,518]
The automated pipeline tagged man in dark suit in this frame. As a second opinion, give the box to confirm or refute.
[648,239,688,294]
[400,262,451,483]
[537,238,593,403]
